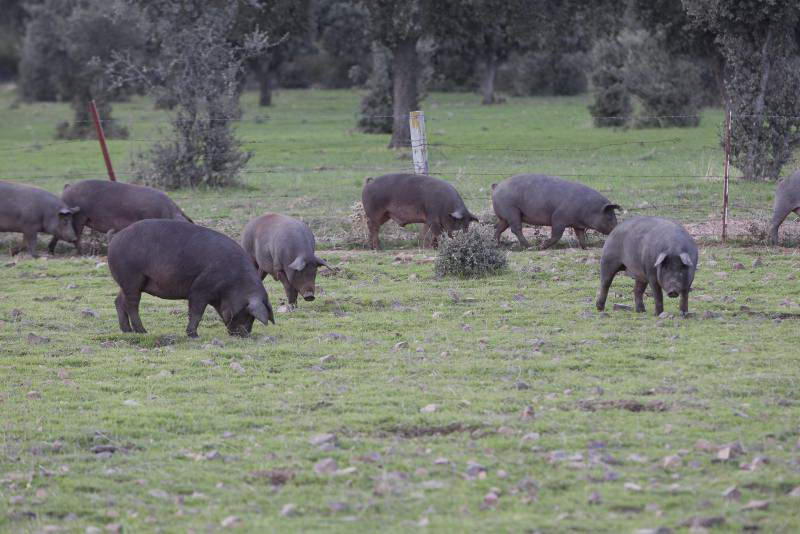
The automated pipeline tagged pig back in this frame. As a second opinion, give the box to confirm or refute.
[0,181,63,232]
[244,214,316,272]
[64,180,185,232]
[363,173,467,220]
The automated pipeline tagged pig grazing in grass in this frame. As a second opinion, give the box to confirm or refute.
[241,213,333,307]
[108,220,274,337]
[362,173,478,249]
[491,174,619,249]
[48,179,193,254]
[0,181,80,257]
[770,171,800,245]
[596,216,698,316]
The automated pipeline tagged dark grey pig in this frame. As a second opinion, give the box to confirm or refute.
[108,220,274,337]
[241,213,334,307]
[491,174,620,249]
[48,179,193,254]
[769,171,800,245]
[362,173,478,249]
[0,181,79,257]
[596,216,698,316]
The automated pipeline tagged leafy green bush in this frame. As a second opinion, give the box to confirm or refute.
[435,225,507,279]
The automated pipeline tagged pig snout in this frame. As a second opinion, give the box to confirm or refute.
[667,290,679,298]
[302,290,315,301]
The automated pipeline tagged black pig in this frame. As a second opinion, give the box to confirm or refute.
[596,216,698,316]
[108,220,274,337]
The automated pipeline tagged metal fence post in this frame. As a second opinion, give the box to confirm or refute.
[409,110,428,175]
[721,109,732,242]
[89,100,117,181]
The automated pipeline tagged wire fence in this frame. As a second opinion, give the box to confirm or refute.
[1,107,797,243]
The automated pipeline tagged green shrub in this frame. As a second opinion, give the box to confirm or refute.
[435,225,507,279]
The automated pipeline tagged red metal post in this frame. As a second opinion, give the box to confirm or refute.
[721,109,731,242]
[89,100,117,181]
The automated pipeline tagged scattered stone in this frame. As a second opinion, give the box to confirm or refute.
[741,500,770,511]
[258,335,277,344]
[27,333,50,345]
[81,308,99,318]
[482,491,499,508]
[123,399,140,407]
[26,391,41,399]
[314,458,338,475]
[515,380,531,390]
[702,311,720,319]
[319,354,336,364]
[200,359,216,367]
[280,503,298,517]
[662,455,682,470]
[309,433,337,447]
[732,262,745,270]
[393,341,409,351]
[520,405,535,420]
[205,450,221,460]
[10,308,23,319]
[658,312,672,319]
[229,362,245,374]
[788,486,800,497]
[148,489,169,500]
[588,491,602,505]
[613,303,632,311]
[420,404,438,414]
[722,486,741,501]
[220,515,241,528]
[521,432,540,442]
[624,482,642,492]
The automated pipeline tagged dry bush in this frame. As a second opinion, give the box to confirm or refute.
[435,225,507,278]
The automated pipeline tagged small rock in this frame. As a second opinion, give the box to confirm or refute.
[613,303,633,311]
[482,491,499,508]
[732,262,745,270]
[309,433,337,447]
[328,502,349,513]
[280,503,298,517]
[658,312,672,319]
[258,335,277,344]
[319,354,336,364]
[741,500,770,511]
[26,390,41,399]
[521,432,540,442]
[200,359,216,367]
[220,515,241,528]
[588,491,602,505]
[722,486,741,501]
[27,333,50,345]
[515,380,531,390]
[702,311,720,319]
[662,455,682,470]
[393,341,409,351]
[148,489,169,499]
[431,311,442,319]
[788,486,800,497]
[80,347,94,354]
[123,399,139,406]
[205,450,221,460]
[624,482,642,492]
[229,362,245,374]
[314,458,338,475]
[752,257,763,268]
[420,404,438,413]
[81,308,99,319]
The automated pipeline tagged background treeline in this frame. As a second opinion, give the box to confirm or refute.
[0,0,798,184]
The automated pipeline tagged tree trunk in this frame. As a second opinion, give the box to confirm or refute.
[255,56,273,107]
[388,36,418,149]
[743,29,773,180]
[481,55,497,105]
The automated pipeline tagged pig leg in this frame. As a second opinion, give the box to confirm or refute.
[574,228,588,250]
[506,211,530,249]
[648,274,664,316]
[367,212,389,250]
[541,220,566,250]
[633,280,647,313]
[494,218,509,243]
[186,296,208,338]
[596,259,623,311]
[47,236,58,254]
[23,230,39,258]
[679,290,689,316]
[122,289,147,333]
[769,199,795,245]
[115,291,132,332]
[277,271,298,307]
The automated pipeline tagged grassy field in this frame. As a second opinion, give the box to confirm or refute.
[2,88,800,532]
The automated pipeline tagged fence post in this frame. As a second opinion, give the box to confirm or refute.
[721,109,732,242]
[409,110,428,175]
[89,100,117,181]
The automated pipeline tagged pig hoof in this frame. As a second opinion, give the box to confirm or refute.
[187,331,198,338]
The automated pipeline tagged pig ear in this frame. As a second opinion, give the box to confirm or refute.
[247,297,272,326]
[288,256,306,271]
[491,183,498,191]
[654,252,667,267]
[450,209,464,220]
[679,252,694,267]
[69,206,80,214]
[604,204,621,213]
[314,255,336,271]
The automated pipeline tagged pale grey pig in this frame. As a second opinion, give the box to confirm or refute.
[362,173,478,249]
[108,220,274,338]
[49,179,193,254]
[596,216,698,316]
[770,171,800,245]
[0,181,79,257]
[491,174,619,249]
[241,213,333,307]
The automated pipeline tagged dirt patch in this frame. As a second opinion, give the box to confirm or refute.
[577,399,670,412]
[381,423,480,438]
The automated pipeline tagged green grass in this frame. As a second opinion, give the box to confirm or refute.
[2,87,800,532]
